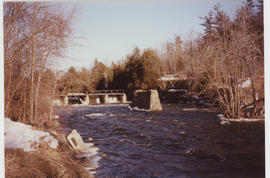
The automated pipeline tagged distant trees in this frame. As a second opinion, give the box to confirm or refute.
[110,62,129,90]
[57,66,93,93]
[161,36,184,75]
[57,47,162,100]
[4,2,75,125]
[91,59,113,90]
[57,59,114,93]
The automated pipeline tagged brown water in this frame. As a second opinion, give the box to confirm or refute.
[55,104,265,178]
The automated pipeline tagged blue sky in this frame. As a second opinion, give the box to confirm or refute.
[56,0,244,71]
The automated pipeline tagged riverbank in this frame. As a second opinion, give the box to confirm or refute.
[4,118,93,177]
[5,147,92,177]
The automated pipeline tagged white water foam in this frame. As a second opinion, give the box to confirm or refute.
[85,113,104,117]
[128,106,150,112]
[108,113,117,117]
[76,142,101,176]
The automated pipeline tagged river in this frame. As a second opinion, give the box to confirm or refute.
[55,104,264,178]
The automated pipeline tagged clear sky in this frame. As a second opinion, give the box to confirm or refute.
[55,0,245,71]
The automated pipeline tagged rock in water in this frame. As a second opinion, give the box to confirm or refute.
[46,120,60,129]
[66,129,87,150]
[87,137,93,142]
[132,89,163,111]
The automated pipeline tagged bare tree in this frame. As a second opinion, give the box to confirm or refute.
[4,2,75,124]
[199,2,264,119]
[159,1,264,119]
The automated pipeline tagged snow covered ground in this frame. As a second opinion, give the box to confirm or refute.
[217,114,264,125]
[4,118,58,152]
[159,74,181,81]
[4,118,101,176]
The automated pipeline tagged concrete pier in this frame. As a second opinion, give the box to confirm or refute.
[132,89,163,111]
[64,95,69,106]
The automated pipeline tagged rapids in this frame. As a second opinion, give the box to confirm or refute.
[55,104,264,177]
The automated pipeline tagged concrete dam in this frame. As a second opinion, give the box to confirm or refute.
[54,90,127,106]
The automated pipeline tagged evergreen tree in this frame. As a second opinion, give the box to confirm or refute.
[125,47,161,90]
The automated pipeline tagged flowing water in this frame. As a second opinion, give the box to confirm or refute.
[55,104,264,178]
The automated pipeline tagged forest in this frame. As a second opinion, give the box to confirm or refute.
[4,0,264,126]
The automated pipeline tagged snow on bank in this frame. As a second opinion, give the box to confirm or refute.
[4,118,58,152]
[217,114,264,125]
[159,74,181,81]
[239,78,251,88]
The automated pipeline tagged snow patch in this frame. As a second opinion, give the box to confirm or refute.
[239,78,251,88]
[159,74,181,81]
[217,114,264,125]
[4,118,58,152]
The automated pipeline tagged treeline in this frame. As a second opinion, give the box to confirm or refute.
[159,0,264,118]
[4,2,75,125]
[57,48,162,99]
[59,0,264,119]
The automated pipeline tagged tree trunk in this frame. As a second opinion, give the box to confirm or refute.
[30,4,37,124]
[34,71,42,123]
[247,66,257,116]
[49,79,57,121]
